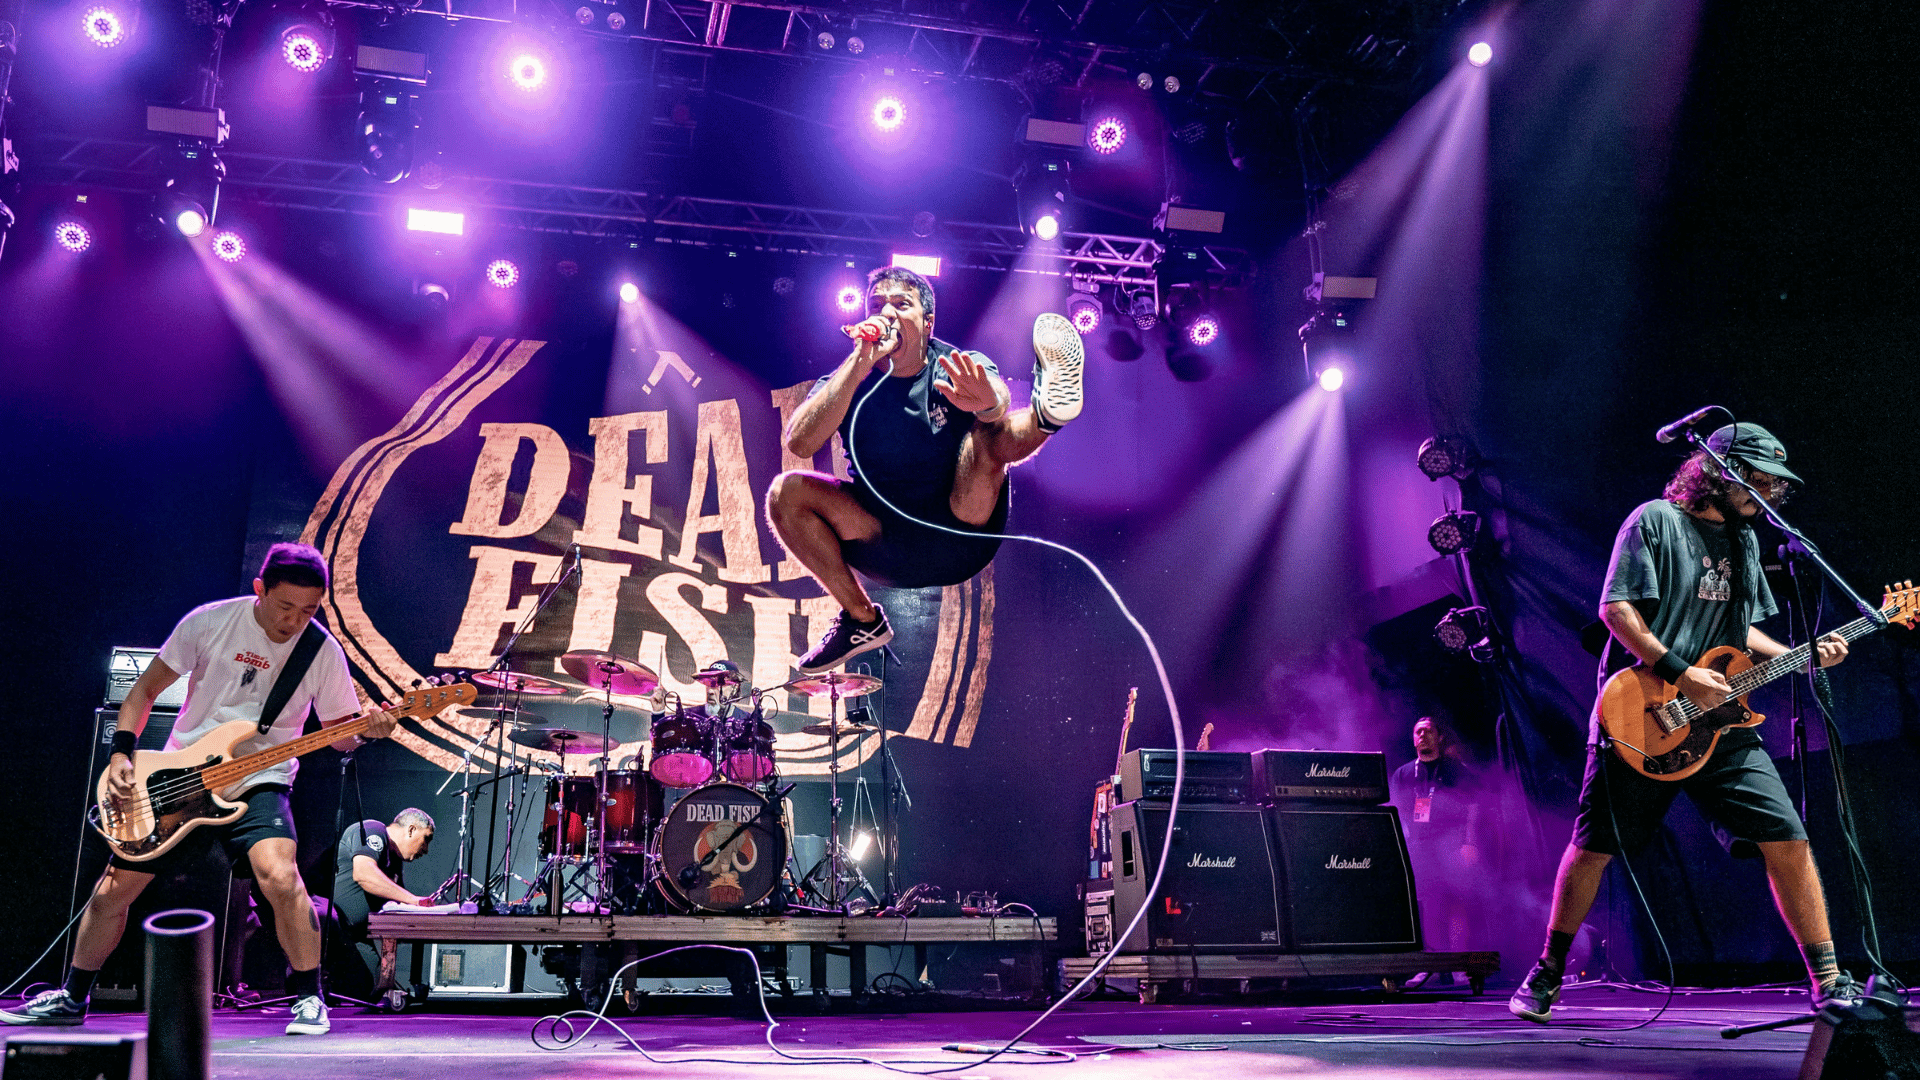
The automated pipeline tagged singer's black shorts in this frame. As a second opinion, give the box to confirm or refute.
[1571,729,1805,855]
[841,479,1009,589]
[108,785,297,878]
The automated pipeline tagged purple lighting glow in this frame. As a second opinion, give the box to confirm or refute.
[508,53,549,91]
[80,6,127,47]
[1318,366,1346,392]
[619,282,641,304]
[53,221,92,253]
[1068,297,1101,334]
[1033,213,1061,241]
[282,29,328,73]
[485,259,521,288]
[211,230,246,262]
[1468,41,1493,67]
[1088,117,1127,154]
[1187,315,1220,347]
[835,285,863,314]
[871,96,906,132]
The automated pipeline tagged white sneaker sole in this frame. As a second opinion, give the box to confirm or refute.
[1031,312,1084,427]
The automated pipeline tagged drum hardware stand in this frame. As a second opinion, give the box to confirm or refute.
[429,701,515,907]
[808,679,869,912]
[854,648,912,908]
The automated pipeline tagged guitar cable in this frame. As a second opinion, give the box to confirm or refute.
[1,888,93,999]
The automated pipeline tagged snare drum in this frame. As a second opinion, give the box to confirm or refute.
[540,776,597,859]
[656,783,786,912]
[720,717,776,783]
[649,711,716,788]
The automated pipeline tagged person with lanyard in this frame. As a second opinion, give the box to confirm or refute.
[2,543,401,1035]
[1509,424,1854,1023]
[1389,716,1483,959]
[764,264,1085,674]
[331,809,436,1000]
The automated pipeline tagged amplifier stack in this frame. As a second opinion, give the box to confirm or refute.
[1098,748,1420,955]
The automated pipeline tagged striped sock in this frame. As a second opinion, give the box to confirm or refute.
[1801,941,1840,994]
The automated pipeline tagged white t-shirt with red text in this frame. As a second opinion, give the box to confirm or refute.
[156,596,362,791]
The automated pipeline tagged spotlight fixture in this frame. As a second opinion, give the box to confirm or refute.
[870,95,905,132]
[619,281,640,304]
[1427,510,1481,556]
[484,259,520,288]
[606,10,626,30]
[1416,436,1479,481]
[1068,295,1101,335]
[771,275,796,296]
[834,285,862,314]
[1088,116,1127,155]
[1163,75,1181,94]
[1014,154,1071,241]
[910,210,936,238]
[1434,605,1492,654]
[1186,313,1220,347]
[276,6,334,73]
[1468,41,1493,67]
[1298,307,1355,387]
[417,281,451,309]
[157,144,225,238]
[210,229,246,262]
[1318,366,1346,392]
[815,31,834,50]
[507,51,548,91]
[80,3,134,47]
[1134,72,1152,91]
[53,219,93,253]
[356,86,417,184]
[845,35,864,55]
[1127,289,1158,330]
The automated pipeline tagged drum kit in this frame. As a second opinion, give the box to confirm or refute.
[448,652,887,916]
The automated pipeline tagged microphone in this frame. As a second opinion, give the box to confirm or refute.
[679,864,702,887]
[1655,405,1729,444]
[840,315,898,347]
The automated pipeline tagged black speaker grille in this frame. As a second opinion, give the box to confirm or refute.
[1272,808,1421,950]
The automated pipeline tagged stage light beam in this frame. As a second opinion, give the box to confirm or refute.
[871,95,905,132]
[54,220,92,253]
[485,259,521,289]
[405,207,464,235]
[80,5,130,47]
[619,281,640,304]
[1089,116,1127,154]
[834,285,862,314]
[1187,314,1220,347]
[1319,366,1346,392]
[507,52,548,91]
[1033,213,1060,241]
[1468,41,1493,67]
[211,230,246,262]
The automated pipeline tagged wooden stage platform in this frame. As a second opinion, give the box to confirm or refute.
[1061,950,1502,1002]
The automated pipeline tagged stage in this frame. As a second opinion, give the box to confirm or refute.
[9,983,1837,1079]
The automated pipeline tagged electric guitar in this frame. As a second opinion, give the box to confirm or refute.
[1599,581,1917,781]
[92,678,475,862]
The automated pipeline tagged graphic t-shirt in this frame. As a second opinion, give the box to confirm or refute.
[155,596,362,790]
[333,819,404,928]
[1591,499,1778,740]
[811,338,1001,515]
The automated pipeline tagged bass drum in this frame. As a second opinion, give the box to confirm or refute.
[656,783,786,913]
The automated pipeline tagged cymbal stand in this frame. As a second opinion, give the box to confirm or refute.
[803,679,872,912]
[428,698,514,905]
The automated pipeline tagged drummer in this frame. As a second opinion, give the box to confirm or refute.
[647,659,766,787]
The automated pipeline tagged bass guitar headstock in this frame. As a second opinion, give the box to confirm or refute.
[391,675,478,719]
[1882,580,1920,629]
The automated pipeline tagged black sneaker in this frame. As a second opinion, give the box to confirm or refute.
[1813,972,1865,1014]
[1,989,87,1026]
[798,606,893,675]
[1030,312,1085,431]
[1507,962,1563,1023]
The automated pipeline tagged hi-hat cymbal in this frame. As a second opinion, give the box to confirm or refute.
[472,670,568,696]
[559,650,660,696]
[800,721,879,738]
[786,672,882,698]
[508,727,617,754]
[474,707,544,727]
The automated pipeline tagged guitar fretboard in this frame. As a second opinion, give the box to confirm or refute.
[1670,605,1892,722]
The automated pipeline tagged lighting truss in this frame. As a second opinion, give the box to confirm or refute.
[28,135,1251,290]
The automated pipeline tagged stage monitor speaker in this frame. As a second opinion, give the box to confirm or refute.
[1110,801,1283,953]
[1270,806,1421,952]
[430,944,520,994]
[3,1032,145,1080]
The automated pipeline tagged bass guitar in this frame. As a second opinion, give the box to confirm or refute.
[92,678,475,862]
[1599,581,1916,781]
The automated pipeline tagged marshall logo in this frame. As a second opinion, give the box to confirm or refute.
[1305,763,1352,778]
[1326,854,1373,870]
[1185,853,1238,869]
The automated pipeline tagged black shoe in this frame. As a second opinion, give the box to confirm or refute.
[1,988,87,1026]
[1813,973,1865,1013]
[797,606,893,675]
[1507,962,1562,1023]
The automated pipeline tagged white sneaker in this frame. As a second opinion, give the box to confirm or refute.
[285,994,330,1035]
[1030,312,1085,430]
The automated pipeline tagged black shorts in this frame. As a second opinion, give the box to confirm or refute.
[109,785,297,877]
[841,479,1009,589]
[1572,729,1806,856]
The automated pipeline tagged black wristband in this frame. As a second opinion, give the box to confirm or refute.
[111,729,137,760]
[1652,651,1690,685]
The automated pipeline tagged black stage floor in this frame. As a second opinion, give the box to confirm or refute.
[7,983,1828,1078]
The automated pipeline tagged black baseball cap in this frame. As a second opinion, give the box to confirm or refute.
[1706,423,1802,485]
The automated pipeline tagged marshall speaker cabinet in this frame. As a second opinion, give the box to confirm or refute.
[1270,806,1421,951]
[1110,801,1284,952]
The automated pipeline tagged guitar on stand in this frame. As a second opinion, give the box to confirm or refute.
[1598,580,1917,780]
[93,678,476,862]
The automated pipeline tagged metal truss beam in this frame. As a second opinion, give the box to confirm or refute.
[26,135,1252,290]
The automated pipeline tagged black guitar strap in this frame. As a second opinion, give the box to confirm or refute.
[258,621,327,735]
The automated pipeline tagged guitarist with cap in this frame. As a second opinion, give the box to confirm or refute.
[2,543,400,1035]
[1509,424,1857,1023]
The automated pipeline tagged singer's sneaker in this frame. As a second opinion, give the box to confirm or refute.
[1507,961,1563,1023]
[1,989,87,1026]
[285,994,331,1035]
[1813,972,1866,1014]
[798,606,892,675]
[1030,312,1085,432]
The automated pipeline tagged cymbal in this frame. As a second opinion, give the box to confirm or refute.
[559,650,660,696]
[472,670,568,696]
[508,727,617,754]
[786,672,882,699]
[691,668,748,687]
[800,721,880,738]
[475,708,544,727]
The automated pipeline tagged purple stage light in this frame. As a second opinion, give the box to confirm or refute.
[871,95,906,132]
[1033,212,1060,241]
[405,207,464,235]
[281,28,328,73]
[1318,365,1346,392]
[890,253,940,277]
[53,220,92,253]
[81,6,128,47]
[175,208,207,237]
[835,285,862,314]
[619,282,640,304]
[485,259,520,289]
[1186,315,1220,347]
[1068,296,1101,334]
[508,52,549,91]
[1468,41,1493,67]
[1088,117,1127,155]
[211,230,246,262]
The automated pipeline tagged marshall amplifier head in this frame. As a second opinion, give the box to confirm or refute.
[1117,749,1253,805]
[1253,749,1388,805]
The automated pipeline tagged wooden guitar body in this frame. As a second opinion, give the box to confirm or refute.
[1598,645,1763,781]
[93,719,261,862]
